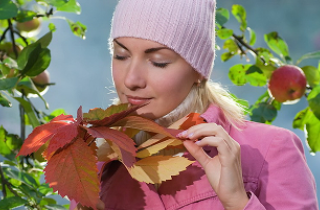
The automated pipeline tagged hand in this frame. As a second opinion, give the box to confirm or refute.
[74,199,105,210]
[177,123,249,210]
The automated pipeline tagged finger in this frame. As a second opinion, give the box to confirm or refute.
[183,140,212,167]
[177,123,229,140]
[97,199,105,210]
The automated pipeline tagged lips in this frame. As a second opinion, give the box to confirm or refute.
[126,95,152,106]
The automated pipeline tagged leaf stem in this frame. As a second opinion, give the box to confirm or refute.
[7,19,18,59]
[19,103,26,141]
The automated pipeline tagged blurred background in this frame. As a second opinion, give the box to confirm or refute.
[1,0,319,205]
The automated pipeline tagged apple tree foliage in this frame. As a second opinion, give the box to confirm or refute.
[0,0,85,209]
[216,5,320,154]
[0,1,319,209]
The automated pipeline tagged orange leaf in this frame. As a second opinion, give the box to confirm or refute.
[136,139,182,158]
[128,155,194,184]
[127,155,194,184]
[84,104,144,126]
[97,140,119,162]
[16,121,73,157]
[179,113,206,130]
[44,139,100,209]
[111,116,175,138]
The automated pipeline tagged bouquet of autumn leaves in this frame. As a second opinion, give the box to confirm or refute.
[16,103,206,209]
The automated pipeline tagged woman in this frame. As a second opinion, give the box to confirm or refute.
[73,0,318,209]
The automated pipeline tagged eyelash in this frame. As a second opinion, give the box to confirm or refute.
[114,54,169,68]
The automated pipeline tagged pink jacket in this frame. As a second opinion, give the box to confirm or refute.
[86,105,319,210]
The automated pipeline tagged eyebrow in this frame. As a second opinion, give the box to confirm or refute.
[114,39,172,54]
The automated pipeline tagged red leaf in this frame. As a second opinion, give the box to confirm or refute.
[88,127,136,156]
[45,123,78,159]
[76,106,83,125]
[44,139,100,209]
[111,116,175,138]
[16,121,71,157]
[51,114,74,122]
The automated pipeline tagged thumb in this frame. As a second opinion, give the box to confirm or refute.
[183,140,210,167]
[96,199,105,210]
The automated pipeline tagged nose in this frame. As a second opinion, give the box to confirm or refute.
[124,60,147,90]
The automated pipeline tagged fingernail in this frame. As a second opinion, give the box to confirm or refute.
[195,140,201,145]
[187,133,194,138]
[176,130,187,138]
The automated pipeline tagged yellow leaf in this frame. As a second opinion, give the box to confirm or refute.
[97,140,119,162]
[127,156,194,184]
[137,139,183,158]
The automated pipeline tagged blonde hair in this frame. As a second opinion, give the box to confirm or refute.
[156,80,246,128]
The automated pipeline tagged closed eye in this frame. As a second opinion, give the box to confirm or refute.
[114,55,127,60]
[152,62,169,68]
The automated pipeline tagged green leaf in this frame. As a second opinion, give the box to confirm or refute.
[0,93,12,107]
[17,32,52,69]
[16,10,37,22]
[0,126,12,158]
[14,97,40,128]
[43,108,67,122]
[57,0,81,14]
[250,102,277,123]
[0,196,27,209]
[229,64,247,86]
[48,22,56,32]
[221,52,235,62]
[216,28,233,40]
[301,66,320,88]
[307,85,320,120]
[0,77,18,90]
[40,197,57,205]
[293,107,309,130]
[247,27,256,46]
[38,183,54,196]
[36,0,68,7]
[245,65,267,86]
[264,32,290,61]
[3,167,39,187]
[21,44,51,77]
[231,4,247,32]
[0,0,18,20]
[16,77,49,109]
[296,51,320,65]
[216,8,229,28]
[67,20,87,39]
[228,64,267,86]
[37,31,53,48]
[304,109,320,153]
[223,39,238,52]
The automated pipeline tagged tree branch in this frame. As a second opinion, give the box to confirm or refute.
[0,165,19,198]
[0,27,9,44]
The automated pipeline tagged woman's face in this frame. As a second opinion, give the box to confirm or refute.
[112,37,200,120]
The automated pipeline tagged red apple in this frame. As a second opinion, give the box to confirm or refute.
[16,19,41,32]
[268,65,307,103]
[32,70,50,93]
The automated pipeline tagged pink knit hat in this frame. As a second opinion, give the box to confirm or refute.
[110,0,216,79]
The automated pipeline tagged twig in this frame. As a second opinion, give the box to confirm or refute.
[13,30,29,46]
[0,165,19,197]
[19,104,26,141]
[0,27,10,43]
[7,19,18,59]
[232,33,266,64]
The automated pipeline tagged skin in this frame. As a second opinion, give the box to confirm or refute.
[75,37,248,210]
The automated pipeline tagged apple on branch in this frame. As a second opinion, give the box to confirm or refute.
[268,65,307,104]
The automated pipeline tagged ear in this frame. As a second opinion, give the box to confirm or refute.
[194,74,204,84]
